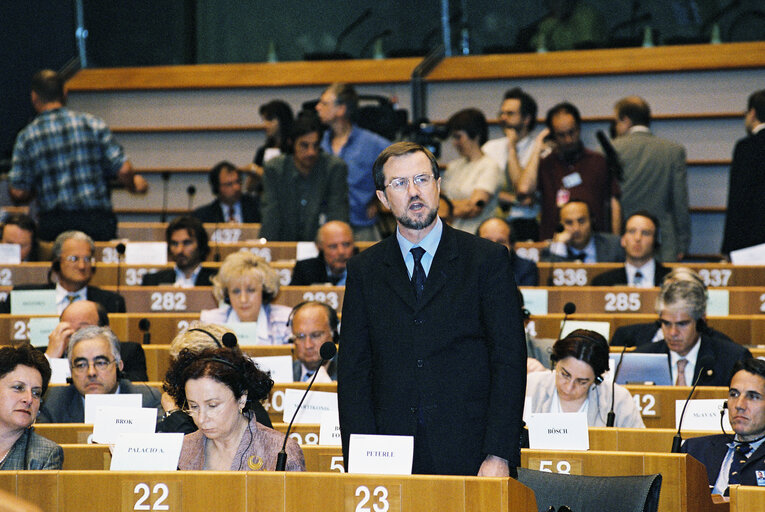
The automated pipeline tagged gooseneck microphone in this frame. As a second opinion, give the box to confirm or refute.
[138,318,151,345]
[275,341,337,471]
[186,185,196,210]
[557,302,576,340]
[671,363,708,453]
[607,344,629,427]
[115,243,126,295]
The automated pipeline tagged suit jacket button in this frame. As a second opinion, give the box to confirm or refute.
[417,359,424,367]
[414,318,423,325]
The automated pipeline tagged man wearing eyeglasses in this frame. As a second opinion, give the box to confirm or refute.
[141,216,215,287]
[37,326,162,423]
[289,301,338,382]
[338,142,527,477]
[0,230,126,314]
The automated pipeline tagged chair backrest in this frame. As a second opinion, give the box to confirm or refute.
[517,468,662,512]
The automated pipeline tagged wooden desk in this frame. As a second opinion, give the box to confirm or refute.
[587,427,717,452]
[521,450,726,512]
[730,485,765,511]
[117,222,262,242]
[623,385,728,429]
[0,471,537,512]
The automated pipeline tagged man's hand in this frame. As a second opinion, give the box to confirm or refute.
[477,454,509,477]
[504,127,518,147]
[132,174,149,194]
[46,321,74,358]
[552,229,571,245]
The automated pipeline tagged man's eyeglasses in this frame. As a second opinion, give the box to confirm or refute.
[385,174,435,192]
[292,331,329,343]
[63,255,95,265]
[71,358,117,373]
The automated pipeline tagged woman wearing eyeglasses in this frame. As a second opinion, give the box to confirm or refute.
[166,347,305,471]
[525,329,644,428]
[440,108,502,233]
[0,345,62,470]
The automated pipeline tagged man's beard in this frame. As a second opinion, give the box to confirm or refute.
[396,205,438,231]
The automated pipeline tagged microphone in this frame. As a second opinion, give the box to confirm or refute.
[221,332,238,348]
[671,364,707,453]
[557,302,576,340]
[334,8,372,52]
[115,243,126,296]
[607,344,628,427]
[547,223,566,286]
[138,318,151,345]
[186,185,196,210]
[276,341,337,471]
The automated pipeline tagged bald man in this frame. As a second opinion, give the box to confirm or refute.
[290,220,356,285]
[43,300,148,381]
[477,218,538,286]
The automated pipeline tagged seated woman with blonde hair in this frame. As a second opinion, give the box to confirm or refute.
[200,251,290,344]
[166,347,305,471]
[526,329,644,428]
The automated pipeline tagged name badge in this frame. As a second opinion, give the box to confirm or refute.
[562,172,583,189]
[282,388,338,424]
[125,242,168,264]
[348,434,414,475]
[527,412,589,451]
[93,406,159,444]
[756,470,765,487]
[110,433,184,471]
[675,399,727,430]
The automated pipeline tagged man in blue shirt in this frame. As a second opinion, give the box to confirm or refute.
[9,70,147,241]
[316,83,390,241]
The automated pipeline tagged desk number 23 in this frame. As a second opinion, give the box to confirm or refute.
[133,483,169,511]
[355,485,389,512]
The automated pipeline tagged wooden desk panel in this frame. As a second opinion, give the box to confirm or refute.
[61,444,110,470]
[623,385,728,429]
[588,427,717,452]
[730,485,765,511]
[117,222,262,242]
[88,262,293,287]
[521,450,725,512]
[34,425,93,445]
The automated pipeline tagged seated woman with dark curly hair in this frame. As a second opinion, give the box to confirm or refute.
[165,347,305,471]
[0,344,62,470]
[525,329,644,428]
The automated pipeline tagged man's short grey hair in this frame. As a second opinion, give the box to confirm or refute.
[656,279,706,321]
[53,230,95,260]
[67,326,121,365]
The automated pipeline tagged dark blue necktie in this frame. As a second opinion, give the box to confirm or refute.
[728,442,752,487]
[410,247,426,300]
[567,246,585,261]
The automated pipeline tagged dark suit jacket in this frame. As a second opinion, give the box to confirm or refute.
[611,322,736,348]
[590,261,670,286]
[511,251,538,286]
[1,428,63,470]
[722,130,765,254]
[290,256,332,285]
[0,284,125,314]
[37,379,162,423]
[337,224,527,475]
[540,232,625,263]
[141,267,216,287]
[191,194,261,224]
[634,334,752,386]
[682,434,765,490]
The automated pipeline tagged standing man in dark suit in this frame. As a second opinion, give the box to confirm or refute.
[591,211,671,286]
[0,230,125,314]
[192,161,261,224]
[37,326,162,423]
[682,358,765,495]
[290,220,355,286]
[540,201,625,263]
[477,217,538,286]
[613,96,690,262]
[635,279,751,386]
[722,90,765,255]
[142,216,216,287]
[338,142,527,477]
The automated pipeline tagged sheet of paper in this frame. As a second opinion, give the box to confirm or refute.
[84,393,143,424]
[348,434,414,475]
[48,358,71,384]
[230,322,259,346]
[110,433,184,471]
[282,388,337,424]
[252,355,293,383]
[707,289,730,316]
[295,241,319,261]
[730,243,765,264]
[28,317,60,347]
[561,320,610,340]
[92,406,159,444]
[527,412,589,451]
[0,244,21,264]
[319,411,341,446]
[125,242,167,264]
[675,399,728,430]
[10,290,57,315]
[521,288,548,315]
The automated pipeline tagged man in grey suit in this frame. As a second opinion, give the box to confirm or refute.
[613,96,689,262]
[540,201,625,263]
[338,142,526,477]
[260,115,349,241]
[289,301,338,382]
[38,326,161,423]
